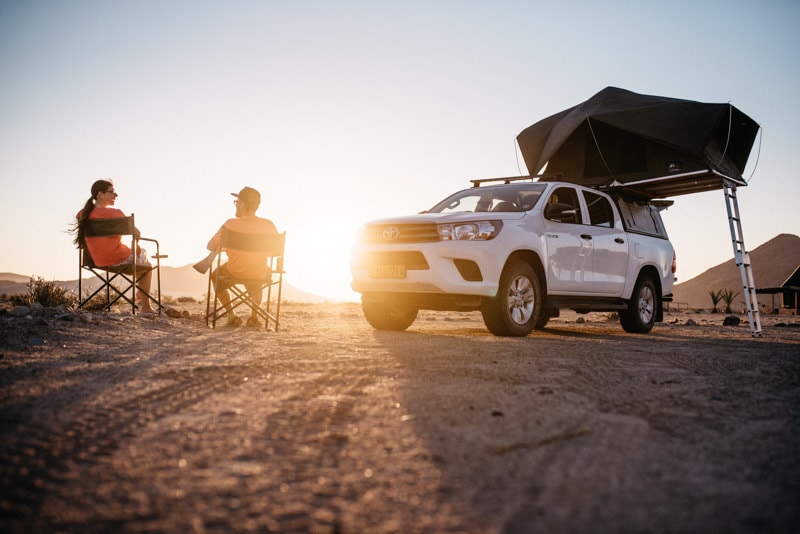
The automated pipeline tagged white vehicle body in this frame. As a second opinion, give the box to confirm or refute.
[351,179,675,336]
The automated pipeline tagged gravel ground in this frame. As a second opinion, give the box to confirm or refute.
[1,303,799,533]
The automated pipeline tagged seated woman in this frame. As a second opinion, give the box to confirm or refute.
[73,179,155,313]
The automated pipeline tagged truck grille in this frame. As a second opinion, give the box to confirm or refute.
[363,223,439,244]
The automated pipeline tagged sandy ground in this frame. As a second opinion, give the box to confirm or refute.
[1,302,799,533]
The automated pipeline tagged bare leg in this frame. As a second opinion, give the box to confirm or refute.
[136,269,155,313]
[216,288,234,317]
[245,284,263,322]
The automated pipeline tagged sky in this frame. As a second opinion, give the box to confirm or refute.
[1,0,798,301]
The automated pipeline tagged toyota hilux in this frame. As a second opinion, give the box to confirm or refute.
[350,176,676,336]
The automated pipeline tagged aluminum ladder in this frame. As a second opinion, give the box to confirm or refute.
[723,181,762,336]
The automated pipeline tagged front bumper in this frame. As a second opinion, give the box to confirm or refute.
[350,241,504,298]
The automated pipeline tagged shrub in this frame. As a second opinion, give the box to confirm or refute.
[708,290,723,313]
[720,288,740,314]
[80,291,113,311]
[10,277,78,308]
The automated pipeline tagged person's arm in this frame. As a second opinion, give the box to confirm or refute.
[207,225,223,252]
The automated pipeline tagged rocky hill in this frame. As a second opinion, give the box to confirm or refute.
[671,233,800,310]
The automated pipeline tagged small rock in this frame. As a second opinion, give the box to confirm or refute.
[723,315,741,326]
[10,306,31,317]
[28,338,45,346]
[165,308,183,318]
[575,317,585,324]
[684,318,698,326]
[57,313,76,321]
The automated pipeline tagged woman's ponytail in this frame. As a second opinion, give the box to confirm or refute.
[71,179,114,248]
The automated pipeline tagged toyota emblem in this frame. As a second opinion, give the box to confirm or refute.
[382,226,400,241]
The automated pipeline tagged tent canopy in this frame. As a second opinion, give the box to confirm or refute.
[516,87,760,198]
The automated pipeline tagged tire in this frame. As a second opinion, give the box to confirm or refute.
[619,275,657,333]
[481,260,545,337]
[361,298,418,331]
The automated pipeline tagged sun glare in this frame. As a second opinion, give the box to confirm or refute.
[283,217,364,302]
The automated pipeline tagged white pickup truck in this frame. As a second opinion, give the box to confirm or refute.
[351,176,676,336]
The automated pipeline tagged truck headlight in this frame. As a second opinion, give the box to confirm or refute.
[438,221,502,241]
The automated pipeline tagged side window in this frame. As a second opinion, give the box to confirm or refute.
[583,191,614,228]
[545,187,582,224]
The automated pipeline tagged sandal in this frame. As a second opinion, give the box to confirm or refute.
[246,317,261,327]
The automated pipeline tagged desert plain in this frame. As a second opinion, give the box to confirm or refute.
[1,301,799,533]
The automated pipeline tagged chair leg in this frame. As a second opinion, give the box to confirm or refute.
[226,285,272,328]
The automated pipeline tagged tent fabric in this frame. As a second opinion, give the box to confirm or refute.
[516,87,760,192]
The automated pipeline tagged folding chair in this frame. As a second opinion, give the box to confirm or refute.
[77,215,166,315]
[206,229,286,331]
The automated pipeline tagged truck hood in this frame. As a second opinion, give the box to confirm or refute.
[364,211,526,226]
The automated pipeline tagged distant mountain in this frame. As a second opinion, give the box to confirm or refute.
[0,265,333,304]
[0,273,33,284]
[671,233,800,309]
[158,264,333,303]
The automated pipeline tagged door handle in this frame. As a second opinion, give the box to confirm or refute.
[581,234,592,240]
[615,237,625,244]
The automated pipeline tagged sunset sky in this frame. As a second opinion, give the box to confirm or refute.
[1,1,798,301]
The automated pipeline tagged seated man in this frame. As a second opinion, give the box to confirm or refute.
[207,186,278,327]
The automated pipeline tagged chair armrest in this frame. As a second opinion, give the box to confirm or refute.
[135,237,168,259]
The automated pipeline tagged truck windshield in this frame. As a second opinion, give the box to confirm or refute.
[427,183,547,214]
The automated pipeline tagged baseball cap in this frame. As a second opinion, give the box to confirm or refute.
[231,186,261,207]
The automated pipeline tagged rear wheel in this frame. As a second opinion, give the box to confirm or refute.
[619,275,657,333]
[481,260,545,337]
[361,298,418,331]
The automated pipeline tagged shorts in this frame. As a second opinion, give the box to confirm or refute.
[211,263,231,291]
[109,247,151,269]
[211,263,269,292]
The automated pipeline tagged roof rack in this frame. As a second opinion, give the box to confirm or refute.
[469,173,562,188]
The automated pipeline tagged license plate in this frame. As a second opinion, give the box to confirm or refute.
[371,264,406,278]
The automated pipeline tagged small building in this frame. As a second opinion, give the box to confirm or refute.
[757,265,800,314]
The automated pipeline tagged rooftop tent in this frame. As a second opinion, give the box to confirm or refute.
[516,87,760,198]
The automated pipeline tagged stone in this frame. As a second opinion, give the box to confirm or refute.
[723,315,741,326]
[165,308,183,318]
[10,306,31,317]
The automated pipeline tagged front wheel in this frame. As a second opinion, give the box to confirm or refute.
[619,275,657,333]
[481,260,545,337]
[362,299,418,331]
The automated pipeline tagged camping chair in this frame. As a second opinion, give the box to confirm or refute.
[78,215,166,315]
[205,229,286,331]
